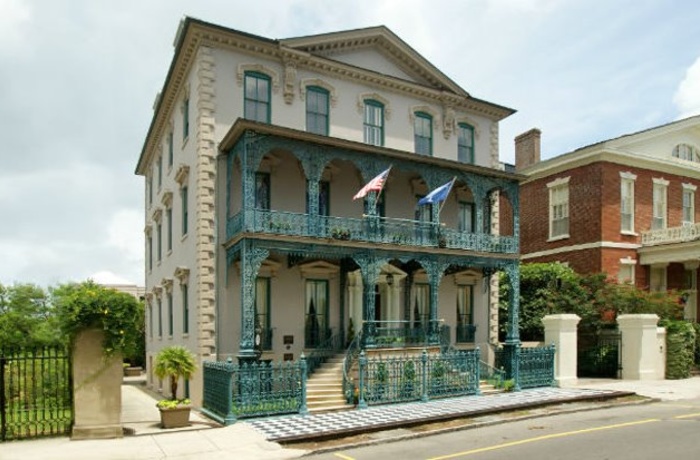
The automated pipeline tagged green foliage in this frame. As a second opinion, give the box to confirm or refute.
[0,282,62,348]
[660,320,696,379]
[154,345,197,401]
[53,281,143,358]
[694,323,700,365]
[156,398,191,409]
[502,379,515,392]
[499,263,684,341]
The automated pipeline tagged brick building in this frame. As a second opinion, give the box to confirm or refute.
[517,116,700,321]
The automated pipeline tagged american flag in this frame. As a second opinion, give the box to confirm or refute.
[353,167,391,200]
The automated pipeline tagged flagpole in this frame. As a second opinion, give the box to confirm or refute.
[436,177,457,220]
[372,165,392,215]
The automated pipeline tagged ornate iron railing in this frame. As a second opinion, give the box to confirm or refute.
[456,324,477,343]
[201,357,307,425]
[227,209,518,254]
[642,222,700,246]
[305,331,343,376]
[518,345,556,389]
[480,360,506,388]
[364,320,447,348]
[1,347,72,442]
[343,332,362,403]
[356,348,480,407]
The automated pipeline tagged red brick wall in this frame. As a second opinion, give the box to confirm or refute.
[499,192,514,236]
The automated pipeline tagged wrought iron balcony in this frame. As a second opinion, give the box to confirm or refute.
[641,222,700,246]
[455,324,477,343]
[227,209,517,254]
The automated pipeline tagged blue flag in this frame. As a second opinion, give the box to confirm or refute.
[418,179,454,206]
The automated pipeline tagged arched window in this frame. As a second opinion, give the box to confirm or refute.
[672,143,700,162]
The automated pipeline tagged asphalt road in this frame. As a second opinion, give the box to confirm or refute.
[309,397,700,460]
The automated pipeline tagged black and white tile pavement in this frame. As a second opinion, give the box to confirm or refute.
[243,387,622,442]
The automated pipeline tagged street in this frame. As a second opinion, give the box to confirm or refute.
[309,397,700,459]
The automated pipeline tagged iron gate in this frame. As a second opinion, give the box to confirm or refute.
[1,347,72,441]
[577,331,622,378]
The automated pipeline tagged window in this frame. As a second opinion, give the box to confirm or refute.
[166,208,172,251]
[182,283,189,334]
[672,144,700,162]
[620,173,635,233]
[167,290,173,336]
[548,178,570,239]
[306,86,329,135]
[244,71,271,123]
[305,280,328,348]
[157,297,163,338]
[167,131,174,167]
[157,156,162,189]
[414,112,432,155]
[458,202,475,233]
[652,179,668,230]
[255,277,271,350]
[306,180,330,216]
[181,186,188,236]
[363,100,384,146]
[148,174,153,205]
[148,234,153,271]
[255,173,270,210]
[412,283,429,327]
[148,301,153,338]
[650,266,666,292]
[156,222,162,262]
[182,97,189,140]
[458,123,475,164]
[456,285,474,343]
[683,184,696,225]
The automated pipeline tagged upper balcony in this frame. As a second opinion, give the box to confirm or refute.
[219,121,523,256]
[641,223,700,247]
[226,209,517,254]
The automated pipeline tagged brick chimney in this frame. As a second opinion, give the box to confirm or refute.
[515,128,541,171]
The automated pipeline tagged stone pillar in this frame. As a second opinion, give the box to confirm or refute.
[656,327,667,380]
[72,329,123,440]
[617,314,661,380]
[542,314,581,387]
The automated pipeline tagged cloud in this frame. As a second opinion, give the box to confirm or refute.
[674,56,700,119]
[0,0,32,55]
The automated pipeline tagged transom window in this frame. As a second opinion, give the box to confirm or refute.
[548,178,569,239]
[672,144,700,162]
[244,71,271,123]
[414,112,432,156]
[306,86,329,135]
[363,100,384,146]
[458,123,475,164]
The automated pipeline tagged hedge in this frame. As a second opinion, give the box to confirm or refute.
[661,320,696,379]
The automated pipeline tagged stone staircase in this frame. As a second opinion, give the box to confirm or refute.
[306,354,353,413]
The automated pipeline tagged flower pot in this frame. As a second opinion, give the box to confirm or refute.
[158,405,191,429]
[123,366,143,377]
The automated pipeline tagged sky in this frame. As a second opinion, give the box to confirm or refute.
[1,0,699,287]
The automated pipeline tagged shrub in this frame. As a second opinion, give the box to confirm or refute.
[661,320,696,379]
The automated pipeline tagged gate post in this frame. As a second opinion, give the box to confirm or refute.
[617,314,662,380]
[542,314,580,387]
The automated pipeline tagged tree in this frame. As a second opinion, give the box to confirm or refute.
[0,282,61,348]
[154,345,197,401]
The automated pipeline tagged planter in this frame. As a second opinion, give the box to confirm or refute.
[158,405,191,429]
[123,366,143,377]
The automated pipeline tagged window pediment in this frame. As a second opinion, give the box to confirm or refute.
[357,93,391,120]
[236,63,280,93]
[299,260,339,278]
[175,164,190,185]
[300,78,338,107]
[453,269,480,286]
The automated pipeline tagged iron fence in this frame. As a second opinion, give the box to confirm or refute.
[357,348,480,406]
[518,345,556,389]
[201,357,307,425]
[1,347,72,442]
[578,331,621,378]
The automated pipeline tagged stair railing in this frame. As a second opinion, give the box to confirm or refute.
[305,329,343,376]
[342,331,362,404]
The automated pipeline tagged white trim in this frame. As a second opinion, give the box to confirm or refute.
[652,177,670,186]
[683,183,697,192]
[619,256,637,265]
[521,241,641,260]
[236,63,280,93]
[619,171,637,180]
[299,78,338,107]
[546,176,570,188]
[357,93,392,120]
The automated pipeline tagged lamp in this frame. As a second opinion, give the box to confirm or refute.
[386,273,394,286]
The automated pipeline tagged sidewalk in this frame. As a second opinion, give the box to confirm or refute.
[2,376,699,460]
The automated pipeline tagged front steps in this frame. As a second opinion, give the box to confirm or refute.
[306,355,353,413]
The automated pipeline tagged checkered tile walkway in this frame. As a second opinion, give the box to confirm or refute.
[244,387,621,442]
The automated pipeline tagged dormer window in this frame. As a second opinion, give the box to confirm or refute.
[672,144,700,162]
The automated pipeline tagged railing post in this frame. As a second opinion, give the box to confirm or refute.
[224,357,237,424]
[421,349,429,402]
[358,351,368,409]
[299,353,308,415]
[475,347,481,395]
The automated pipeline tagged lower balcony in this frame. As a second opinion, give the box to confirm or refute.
[642,223,700,246]
[227,209,517,254]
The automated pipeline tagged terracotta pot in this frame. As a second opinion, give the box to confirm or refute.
[158,405,191,428]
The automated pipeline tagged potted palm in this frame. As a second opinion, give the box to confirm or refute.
[154,345,197,428]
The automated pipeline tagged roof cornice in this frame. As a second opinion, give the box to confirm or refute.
[136,18,515,175]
